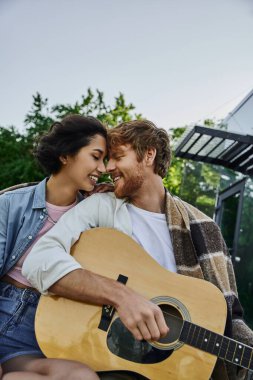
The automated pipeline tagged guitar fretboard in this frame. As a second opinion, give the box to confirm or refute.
[179,320,253,371]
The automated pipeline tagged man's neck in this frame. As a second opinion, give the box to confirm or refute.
[129,177,166,214]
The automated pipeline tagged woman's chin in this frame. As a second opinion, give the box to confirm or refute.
[81,183,95,193]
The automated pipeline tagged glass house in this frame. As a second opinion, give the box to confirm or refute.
[175,89,253,329]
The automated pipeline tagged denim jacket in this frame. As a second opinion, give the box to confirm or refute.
[0,178,83,277]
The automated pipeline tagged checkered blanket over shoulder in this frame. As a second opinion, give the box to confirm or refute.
[165,192,253,379]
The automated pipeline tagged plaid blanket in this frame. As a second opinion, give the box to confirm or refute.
[165,192,253,380]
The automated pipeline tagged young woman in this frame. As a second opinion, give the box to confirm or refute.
[0,115,108,380]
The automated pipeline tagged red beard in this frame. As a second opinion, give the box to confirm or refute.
[114,164,144,199]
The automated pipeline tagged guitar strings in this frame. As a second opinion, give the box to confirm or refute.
[158,309,183,323]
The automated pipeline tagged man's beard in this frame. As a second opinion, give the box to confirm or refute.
[114,164,144,199]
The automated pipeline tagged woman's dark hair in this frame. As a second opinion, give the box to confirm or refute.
[34,115,107,174]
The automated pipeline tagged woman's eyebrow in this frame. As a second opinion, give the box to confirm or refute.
[93,148,104,153]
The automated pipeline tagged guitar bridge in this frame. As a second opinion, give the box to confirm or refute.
[98,274,128,332]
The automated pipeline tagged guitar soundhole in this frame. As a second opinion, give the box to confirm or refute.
[158,304,184,345]
[107,299,187,363]
[107,318,173,364]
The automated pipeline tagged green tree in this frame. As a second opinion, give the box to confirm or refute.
[0,89,141,190]
[163,126,186,195]
[0,91,224,218]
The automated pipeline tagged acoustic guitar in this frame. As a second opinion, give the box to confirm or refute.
[35,228,253,379]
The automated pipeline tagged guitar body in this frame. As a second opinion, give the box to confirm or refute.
[35,228,227,380]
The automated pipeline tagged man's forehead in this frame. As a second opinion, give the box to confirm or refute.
[110,144,131,155]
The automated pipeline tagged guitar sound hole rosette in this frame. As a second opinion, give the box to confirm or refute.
[149,296,191,351]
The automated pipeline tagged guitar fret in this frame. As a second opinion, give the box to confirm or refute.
[241,346,252,369]
[207,331,217,354]
[225,339,237,362]
[186,322,195,344]
[196,326,206,349]
[179,321,253,371]
[219,336,229,359]
[201,330,211,350]
[190,325,213,352]
[212,334,223,356]
[180,322,221,355]
[233,342,245,366]
[188,324,197,346]
[179,321,191,343]
[190,324,201,348]
[250,350,253,371]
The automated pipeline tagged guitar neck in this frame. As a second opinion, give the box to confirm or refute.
[180,320,253,371]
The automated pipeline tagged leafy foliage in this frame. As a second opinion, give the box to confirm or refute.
[0,89,141,190]
[162,126,186,195]
[0,90,225,218]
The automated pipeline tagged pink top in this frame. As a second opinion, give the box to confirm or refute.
[7,199,77,286]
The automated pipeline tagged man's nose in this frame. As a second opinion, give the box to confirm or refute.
[106,158,116,172]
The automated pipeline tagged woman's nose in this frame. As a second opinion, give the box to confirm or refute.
[106,159,115,172]
[98,160,106,173]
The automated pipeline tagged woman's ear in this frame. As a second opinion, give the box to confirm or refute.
[59,155,67,165]
[145,147,156,167]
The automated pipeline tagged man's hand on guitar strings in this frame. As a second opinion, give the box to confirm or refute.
[115,287,169,342]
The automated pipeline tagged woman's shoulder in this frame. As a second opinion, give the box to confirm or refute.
[0,179,47,209]
[0,181,39,196]
[1,183,38,197]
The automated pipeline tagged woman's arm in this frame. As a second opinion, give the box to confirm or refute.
[22,194,102,293]
[0,195,9,275]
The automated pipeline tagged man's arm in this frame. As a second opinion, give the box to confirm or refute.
[23,194,169,341]
[50,267,169,341]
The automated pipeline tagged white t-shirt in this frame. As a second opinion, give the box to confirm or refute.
[126,203,177,272]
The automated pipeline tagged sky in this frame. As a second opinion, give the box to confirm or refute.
[1,0,253,132]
